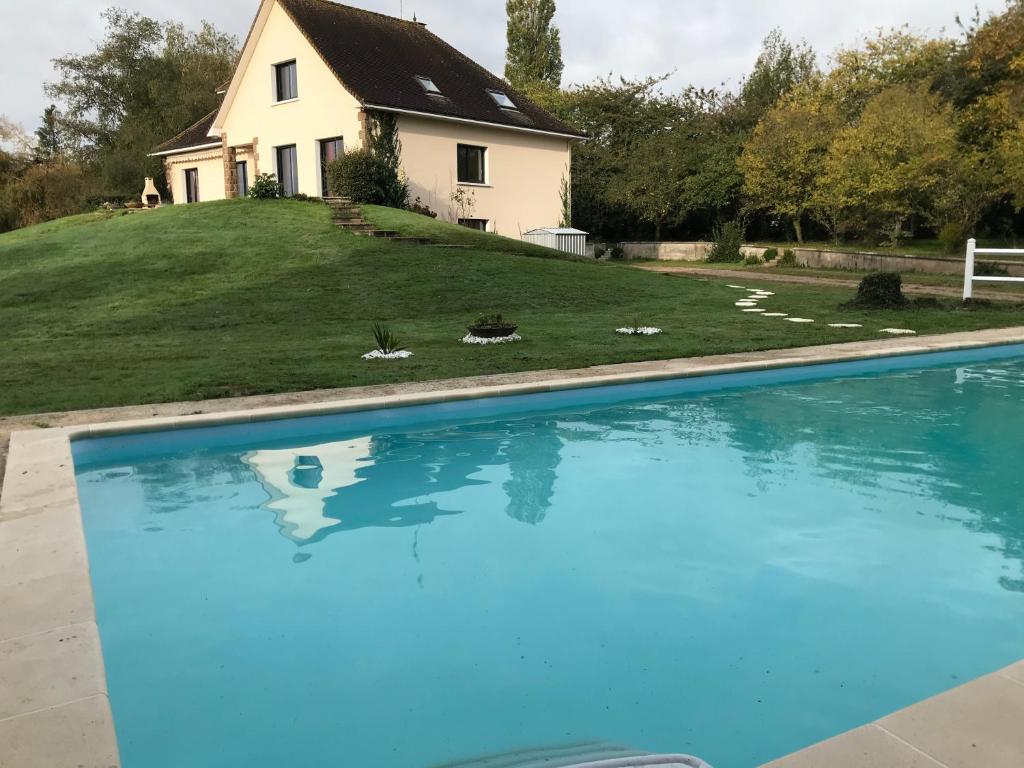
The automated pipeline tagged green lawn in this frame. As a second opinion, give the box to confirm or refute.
[1,198,1022,417]
[636,259,1024,292]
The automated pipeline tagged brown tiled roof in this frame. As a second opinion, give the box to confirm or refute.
[277,0,584,138]
[151,109,220,154]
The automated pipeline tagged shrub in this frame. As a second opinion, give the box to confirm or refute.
[468,313,518,338]
[762,247,778,261]
[744,253,762,265]
[778,249,797,266]
[5,161,93,227]
[938,222,968,255]
[408,196,437,218]
[370,323,404,354]
[706,220,744,263]
[593,244,606,259]
[326,150,386,204]
[248,173,283,199]
[609,245,625,260]
[845,272,908,308]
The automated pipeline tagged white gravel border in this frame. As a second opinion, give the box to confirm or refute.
[362,350,414,360]
[462,333,522,345]
[616,327,663,335]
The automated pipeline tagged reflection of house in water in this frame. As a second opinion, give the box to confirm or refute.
[242,419,568,546]
[242,438,373,543]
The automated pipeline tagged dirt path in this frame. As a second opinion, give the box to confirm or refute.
[630,264,1024,301]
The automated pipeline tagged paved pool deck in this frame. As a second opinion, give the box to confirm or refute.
[3,327,1024,767]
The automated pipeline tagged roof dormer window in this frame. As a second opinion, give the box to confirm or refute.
[415,75,441,95]
[488,90,517,110]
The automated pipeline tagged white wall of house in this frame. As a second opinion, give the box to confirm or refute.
[219,0,364,197]
[164,150,223,205]
[397,114,571,237]
[164,147,255,204]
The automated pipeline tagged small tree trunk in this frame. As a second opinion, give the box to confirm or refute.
[793,216,804,244]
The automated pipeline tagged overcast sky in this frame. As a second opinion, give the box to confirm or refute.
[0,0,1008,132]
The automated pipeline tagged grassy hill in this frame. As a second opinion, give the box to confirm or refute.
[1,198,1021,416]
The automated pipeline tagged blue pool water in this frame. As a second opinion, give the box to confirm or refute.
[74,347,1024,768]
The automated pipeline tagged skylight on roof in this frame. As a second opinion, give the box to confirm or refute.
[415,76,441,95]
[488,90,517,110]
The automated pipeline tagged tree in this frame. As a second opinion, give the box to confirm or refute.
[504,0,563,90]
[367,111,409,208]
[942,2,1024,149]
[738,88,839,242]
[612,111,742,239]
[33,105,65,164]
[46,8,237,195]
[821,30,955,121]
[735,30,817,128]
[998,118,1024,209]
[815,84,958,245]
[543,75,688,238]
[0,117,34,232]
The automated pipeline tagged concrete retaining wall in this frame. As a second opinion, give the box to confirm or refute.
[618,241,1024,276]
[622,242,769,261]
[791,247,1024,276]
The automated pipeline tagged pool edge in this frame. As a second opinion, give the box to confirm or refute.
[4,326,1024,768]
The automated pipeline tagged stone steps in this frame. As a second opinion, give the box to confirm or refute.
[325,197,467,247]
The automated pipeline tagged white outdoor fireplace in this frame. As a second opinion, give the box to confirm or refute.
[141,177,161,208]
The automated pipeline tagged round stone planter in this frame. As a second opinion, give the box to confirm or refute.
[467,324,519,339]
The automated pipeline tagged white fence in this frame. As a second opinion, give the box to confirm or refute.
[963,238,1024,299]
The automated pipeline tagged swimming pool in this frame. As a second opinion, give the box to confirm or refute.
[73,346,1024,768]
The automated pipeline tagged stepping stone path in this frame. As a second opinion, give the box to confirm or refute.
[726,283,916,335]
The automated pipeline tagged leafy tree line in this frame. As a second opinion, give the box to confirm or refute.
[0,8,236,231]
[511,0,1024,250]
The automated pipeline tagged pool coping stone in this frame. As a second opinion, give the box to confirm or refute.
[3,326,1024,767]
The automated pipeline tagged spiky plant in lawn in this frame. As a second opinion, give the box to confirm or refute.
[371,323,404,354]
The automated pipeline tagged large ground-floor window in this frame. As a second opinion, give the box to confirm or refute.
[319,137,344,196]
[235,161,249,197]
[184,168,199,203]
[276,145,298,197]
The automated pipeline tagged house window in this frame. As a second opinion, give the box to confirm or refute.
[415,75,441,95]
[276,145,298,196]
[235,161,249,197]
[274,60,297,102]
[457,144,486,184]
[184,168,199,203]
[487,90,517,110]
[458,218,488,231]
[319,137,344,196]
